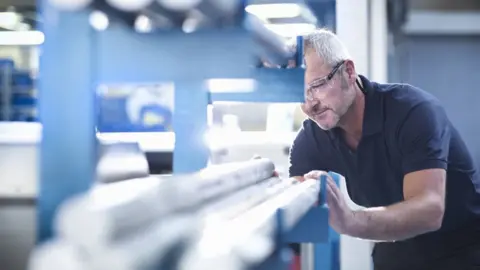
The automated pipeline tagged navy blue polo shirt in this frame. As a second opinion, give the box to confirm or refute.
[289,75,480,267]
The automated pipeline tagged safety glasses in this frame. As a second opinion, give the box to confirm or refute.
[305,60,345,101]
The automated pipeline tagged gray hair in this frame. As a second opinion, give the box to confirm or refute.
[303,28,351,67]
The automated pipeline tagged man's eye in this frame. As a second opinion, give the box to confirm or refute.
[312,82,326,89]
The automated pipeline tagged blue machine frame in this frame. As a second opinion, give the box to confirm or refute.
[38,1,339,269]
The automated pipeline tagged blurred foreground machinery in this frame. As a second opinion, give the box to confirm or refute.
[0,122,150,270]
[30,158,335,270]
[38,0,338,269]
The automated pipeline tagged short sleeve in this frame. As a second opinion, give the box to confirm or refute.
[398,102,450,175]
[288,126,317,177]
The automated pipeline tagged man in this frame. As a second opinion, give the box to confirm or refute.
[289,29,480,270]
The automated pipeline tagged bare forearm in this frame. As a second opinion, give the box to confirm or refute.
[347,195,444,241]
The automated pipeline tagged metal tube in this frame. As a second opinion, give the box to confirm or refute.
[179,179,319,269]
[229,178,319,238]
[244,14,296,67]
[196,0,242,19]
[200,177,296,220]
[56,159,275,249]
[89,215,198,270]
[138,2,188,29]
[28,241,91,270]
[279,179,320,229]
[148,0,241,31]
[54,176,178,250]
[181,158,276,206]
[179,230,273,270]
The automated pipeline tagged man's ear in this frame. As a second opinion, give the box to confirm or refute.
[343,60,357,83]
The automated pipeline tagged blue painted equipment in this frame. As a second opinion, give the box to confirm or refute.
[97,84,174,132]
[37,0,338,269]
[0,59,37,121]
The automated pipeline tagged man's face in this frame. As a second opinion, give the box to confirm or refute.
[302,51,356,130]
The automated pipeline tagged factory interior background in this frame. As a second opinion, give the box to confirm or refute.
[0,0,479,270]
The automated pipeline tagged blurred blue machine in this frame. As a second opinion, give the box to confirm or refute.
[37,0,339,269]
[97,83,174,132]
[0,59,37,122]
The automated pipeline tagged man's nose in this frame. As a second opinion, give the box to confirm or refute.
[304,95,319,105]
[302,100,319,111]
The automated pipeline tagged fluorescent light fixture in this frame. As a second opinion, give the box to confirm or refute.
[245,3,302,19]
[264,23,316,37]
[206,79,256,93]
[0,31,44,45]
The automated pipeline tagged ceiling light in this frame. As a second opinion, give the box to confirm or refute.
[264,23,316,37]
[134,15,153,33]
[0,31,44,46]
[89,10,109,31]
[245,3,302,19]
[206,79,256,93]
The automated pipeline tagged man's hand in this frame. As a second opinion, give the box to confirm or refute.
[304,170,355,235]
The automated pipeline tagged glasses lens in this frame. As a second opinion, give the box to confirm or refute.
[305,80,334,100]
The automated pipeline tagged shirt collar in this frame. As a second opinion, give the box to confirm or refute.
[359,75,383,136]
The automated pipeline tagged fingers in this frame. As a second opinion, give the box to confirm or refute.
[326,179,340,204]
[304,170,341,202]
[304,170,329,180]
[326,177,342,199]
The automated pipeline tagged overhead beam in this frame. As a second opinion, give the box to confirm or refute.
[0,0,35,9]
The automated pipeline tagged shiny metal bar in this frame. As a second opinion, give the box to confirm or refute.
[244,14,296,67]
[230,178,320,238]
[90,215,198,270]
[179,179,320,270]
[28,240,91,270]
[56,159,275,250]
[55,176,178,250]
[180,158,276,206]
[200,177,296,220]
